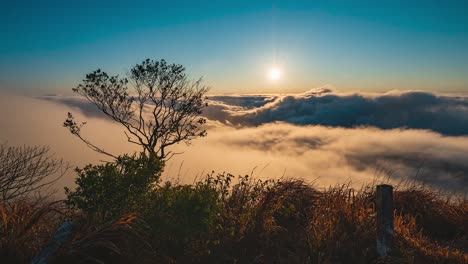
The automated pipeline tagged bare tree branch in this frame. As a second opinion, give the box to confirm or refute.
[63,113,118,159]
[0,142,69,204]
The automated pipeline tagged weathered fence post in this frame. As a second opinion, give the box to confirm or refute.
[376,184,394,257]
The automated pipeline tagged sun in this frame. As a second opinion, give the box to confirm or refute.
[268,67,282,80]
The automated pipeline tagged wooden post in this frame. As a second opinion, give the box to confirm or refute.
[376,184,394,257]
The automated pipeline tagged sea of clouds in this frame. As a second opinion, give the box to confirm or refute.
[2,88,468,194]
[204,88,468,135]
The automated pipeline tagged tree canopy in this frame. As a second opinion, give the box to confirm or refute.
[64,59,209,160]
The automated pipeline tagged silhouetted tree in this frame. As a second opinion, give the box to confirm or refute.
[0,143,67,204]
[64,59,209,160]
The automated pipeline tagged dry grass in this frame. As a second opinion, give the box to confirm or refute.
[1,176,467,263]
[0,200,66,263]
[50,213,152,264]
[206,175,467,263]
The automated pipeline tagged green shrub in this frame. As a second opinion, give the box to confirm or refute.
[65,153,163,221]
[144,180,220,260]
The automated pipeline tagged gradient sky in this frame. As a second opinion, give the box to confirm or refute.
[1,0,467,94]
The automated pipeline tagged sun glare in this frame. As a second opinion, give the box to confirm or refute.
[268,67,281,80]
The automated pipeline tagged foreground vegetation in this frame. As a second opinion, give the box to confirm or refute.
[1,165,466,263]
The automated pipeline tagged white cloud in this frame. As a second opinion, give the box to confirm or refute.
[1,89,468,195]
[204,88,468,135]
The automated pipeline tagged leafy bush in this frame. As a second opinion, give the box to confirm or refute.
[65,153,163,221]
[144,181,220,260]
[64,155,221,261]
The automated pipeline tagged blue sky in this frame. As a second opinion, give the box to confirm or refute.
[1,0,467,94]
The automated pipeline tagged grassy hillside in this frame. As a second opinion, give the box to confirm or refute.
[1,173,467,263]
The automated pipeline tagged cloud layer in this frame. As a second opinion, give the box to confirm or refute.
[1,89,468,194]
[211,123,468,192]
[205,88,468,135]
